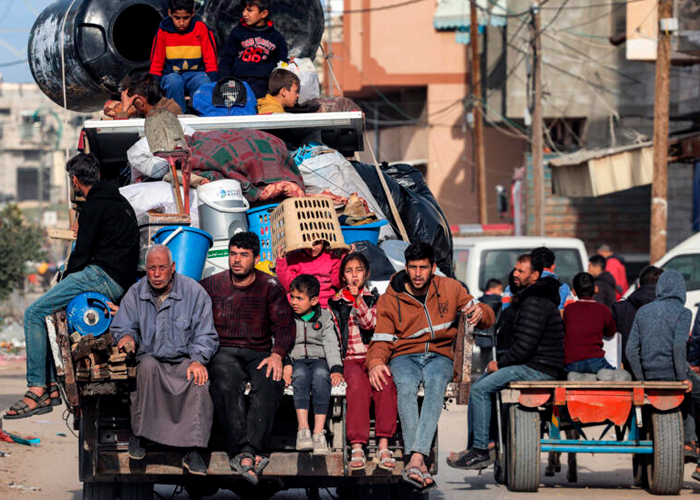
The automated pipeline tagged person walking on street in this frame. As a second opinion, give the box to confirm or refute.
[366,242,494,491]
[597,244,629,299]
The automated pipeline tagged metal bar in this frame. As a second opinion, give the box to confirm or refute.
[541,439,653,446]
[541,445,653,454]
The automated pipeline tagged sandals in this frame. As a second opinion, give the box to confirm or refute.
[349,448,366,470]
[375,448,396,471]
[401,466,425,489]
[48,383,63,407]
[4,391,52,420]
[420,469,438,493]
[230,452,259,485]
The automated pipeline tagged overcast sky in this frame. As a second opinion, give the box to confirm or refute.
[0,0,53,83]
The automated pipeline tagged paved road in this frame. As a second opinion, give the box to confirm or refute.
[3,360,700,499]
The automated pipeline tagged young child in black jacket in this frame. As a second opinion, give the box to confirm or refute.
[219,0,289,98]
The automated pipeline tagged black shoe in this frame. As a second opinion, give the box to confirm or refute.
[447,448,494,470]
[128,435,146,460]
[183,450,207,476]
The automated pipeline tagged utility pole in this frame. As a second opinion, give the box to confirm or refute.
[650,0,672,263]
[326,0,333,97]
[471,0,487,225]
[531,3,544,236]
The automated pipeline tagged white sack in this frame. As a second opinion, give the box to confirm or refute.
[119,181,200,228]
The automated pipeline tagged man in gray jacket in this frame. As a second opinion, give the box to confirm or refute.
[111,245,219,475]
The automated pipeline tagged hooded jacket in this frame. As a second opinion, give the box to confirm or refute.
[149,16,218,80]
[276,251,342,308]
[290,306,343,373]
[497,276,564,378]
[219,20,289,98]
[625,270,692,381]
[594,271,617,308]
[611,284,656,367]
[64,181,139,292]
[365,271,494,370]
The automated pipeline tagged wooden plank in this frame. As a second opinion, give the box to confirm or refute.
[46,315,64,377]
[55,311,80,408]
[453,314,474,405]
[48,228,76,241]
[509,381,686,389]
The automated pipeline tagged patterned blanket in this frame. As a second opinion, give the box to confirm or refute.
[187,129,304,202]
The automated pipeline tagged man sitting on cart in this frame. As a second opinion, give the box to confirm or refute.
[4,153,139,420]
[366,241,493,491]
[200,231,295,485]
[447,252,564,470]
[110,244,219,475]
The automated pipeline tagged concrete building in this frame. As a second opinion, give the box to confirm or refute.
[0,79,88,213]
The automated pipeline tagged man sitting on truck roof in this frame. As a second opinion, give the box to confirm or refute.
[4,153,139,420]
[200,231,295,485]
[110,245,219,475]
[104,73,183,119]
[366,242,494,491]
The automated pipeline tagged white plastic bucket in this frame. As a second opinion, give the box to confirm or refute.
[197,180,250,241]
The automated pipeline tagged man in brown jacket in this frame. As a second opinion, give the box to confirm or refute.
[367,241,494,491]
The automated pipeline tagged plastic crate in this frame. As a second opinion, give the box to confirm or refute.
[270,197,348,255]
[341,219,389,245]
[246,204,278,262]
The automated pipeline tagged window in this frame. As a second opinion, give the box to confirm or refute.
[478,248,583,292]
[662,254,700,292]
[16,168,50,201]
[453,249,470,283]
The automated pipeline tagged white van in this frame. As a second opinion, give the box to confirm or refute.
[625,232,700,319]
[452,236,589,296]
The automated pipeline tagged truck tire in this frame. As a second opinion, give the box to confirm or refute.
[82,482,117,500]
[117,482,153,499]
[647,410,684,495]
[507,404,541,492]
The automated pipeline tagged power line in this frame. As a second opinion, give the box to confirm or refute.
[343,0,426,14]
[540,0,650,9]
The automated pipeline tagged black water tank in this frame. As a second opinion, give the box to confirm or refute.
[29,0,168,112]
[202,0,324,60]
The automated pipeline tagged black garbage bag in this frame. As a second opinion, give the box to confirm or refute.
[351,161,454,277]
[351,241,396,281]
[381,162,448,222]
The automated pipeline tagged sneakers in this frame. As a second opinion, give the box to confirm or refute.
[449,448,494,470]
[312,431,329,455]
[182,450,207,476]
[296,428,313,451]
[128,435,146,460]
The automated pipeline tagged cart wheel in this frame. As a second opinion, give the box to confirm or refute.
[82,482,117,500]
[646,409,684,495]
[507,404,541,492]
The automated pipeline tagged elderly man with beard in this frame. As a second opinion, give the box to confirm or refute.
[110,245,219,475]
[200,231,295,485]
[366,241,494,491]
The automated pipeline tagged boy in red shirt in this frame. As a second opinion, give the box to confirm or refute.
[149,0,218,114]
[564,272,616,373]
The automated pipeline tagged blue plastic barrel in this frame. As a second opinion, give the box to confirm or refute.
[341,219,389,245]
[246,204,279,262]
[152,226,214,280]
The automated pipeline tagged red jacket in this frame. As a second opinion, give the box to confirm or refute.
[606,256,629,299]
[149,16,218,78]
[276,251,342,308]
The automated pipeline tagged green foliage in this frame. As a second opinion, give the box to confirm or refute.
[0,205,45,301]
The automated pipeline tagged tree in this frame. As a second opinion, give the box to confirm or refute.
[0,205,45,301]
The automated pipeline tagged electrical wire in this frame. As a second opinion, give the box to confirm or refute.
[343,0,426,14]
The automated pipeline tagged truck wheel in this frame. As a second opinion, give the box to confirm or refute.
[646,410,684,495]
[117,482,153,499]
[82,482,117,500]
[507,404,541,492]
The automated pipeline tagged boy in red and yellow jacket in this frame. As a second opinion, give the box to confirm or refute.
[149,0,218,113]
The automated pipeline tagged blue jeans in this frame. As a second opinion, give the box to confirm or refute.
[25,265,123,387]
[565,357,613,373]
[390,352,453,456]
[291,358,331,415]
[161,71,212,114]
[469,364,553,449]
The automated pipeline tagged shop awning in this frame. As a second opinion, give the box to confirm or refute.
[434,0,508,36]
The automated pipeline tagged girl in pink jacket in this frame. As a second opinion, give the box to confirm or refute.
[276,240,344,308]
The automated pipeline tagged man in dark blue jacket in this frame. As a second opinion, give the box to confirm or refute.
[5,154,139,420]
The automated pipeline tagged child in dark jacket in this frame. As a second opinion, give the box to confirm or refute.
[328,253,397,471]
[284,275,344,455]
[563,272,616,373]
[219,0,289,99]
[149,0,218,114]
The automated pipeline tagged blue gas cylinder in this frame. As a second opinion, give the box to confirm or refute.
[66,292,113,337]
